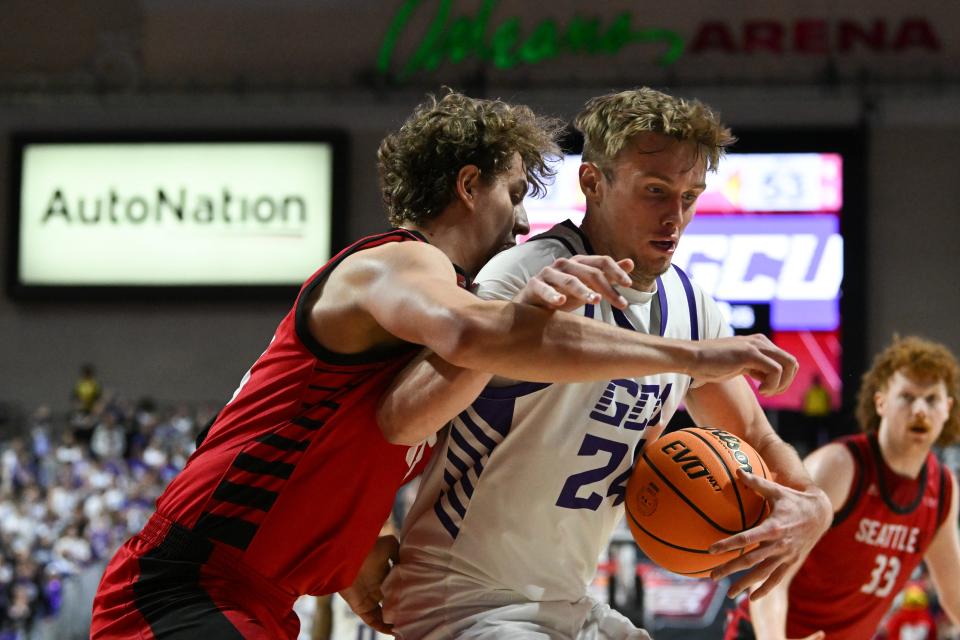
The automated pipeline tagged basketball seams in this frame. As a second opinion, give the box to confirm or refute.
[639,448,743,536]
[625,501,711,555]
[625,502,732,576]
[680,428,747,531]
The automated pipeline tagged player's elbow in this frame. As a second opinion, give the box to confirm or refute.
[424,305,502,370]
[376,397,427,446]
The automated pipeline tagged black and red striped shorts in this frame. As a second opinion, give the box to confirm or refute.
[91,513,299,639]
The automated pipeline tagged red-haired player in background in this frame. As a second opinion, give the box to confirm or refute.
[724,335,960,640]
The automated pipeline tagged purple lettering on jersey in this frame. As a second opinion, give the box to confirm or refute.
[590,381,670,431]
[590,379,640,427]
[624,383,672,430]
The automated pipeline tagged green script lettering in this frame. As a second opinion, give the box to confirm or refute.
[377,0,683,79]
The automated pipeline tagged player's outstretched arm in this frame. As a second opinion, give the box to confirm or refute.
[746,560,823,640]
[925,469,960,626]
[327,241,800,441]
[743,443,852,640]
[353,242,795,384]
[684,378,833,601]
[376,254,634,444]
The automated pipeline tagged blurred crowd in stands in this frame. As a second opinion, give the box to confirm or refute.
[0,365,212,639]
[0,365,957,639]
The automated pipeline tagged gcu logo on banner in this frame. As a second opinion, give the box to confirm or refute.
[675,215,843,330]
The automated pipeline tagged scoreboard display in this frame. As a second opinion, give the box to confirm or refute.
[523,148,852,412]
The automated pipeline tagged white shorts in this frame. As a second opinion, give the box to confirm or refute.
[384,567,649,640]
[444,599,650,640]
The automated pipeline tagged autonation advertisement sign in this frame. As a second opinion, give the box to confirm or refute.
[16,141,336,287]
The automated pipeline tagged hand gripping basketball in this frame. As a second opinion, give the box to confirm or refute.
[707,470,832,600]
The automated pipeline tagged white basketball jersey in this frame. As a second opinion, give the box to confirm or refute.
[385,221,732,618]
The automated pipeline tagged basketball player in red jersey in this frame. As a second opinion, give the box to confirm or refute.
[90,91,802,640]
[724,335,960,640]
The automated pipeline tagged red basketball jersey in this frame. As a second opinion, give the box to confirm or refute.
[785,433,953,640]
[154,228,443,596]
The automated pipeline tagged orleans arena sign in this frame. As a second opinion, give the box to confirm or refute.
[374,0,944,83]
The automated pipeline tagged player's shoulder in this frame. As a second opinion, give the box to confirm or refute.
[806,440,858,511]
[947,463,959,486]
[663,264,730,336]
[341,233,450,275]
[948,464,959,510]
[807,440,857,469]
[477,229,576,282]
[939,461,958,499]
[665,263,715,304]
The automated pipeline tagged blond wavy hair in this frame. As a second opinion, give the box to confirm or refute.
[856,335,960,446]
[574,87,735,177]
[378,91,563,226]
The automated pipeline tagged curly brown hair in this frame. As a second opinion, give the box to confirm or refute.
[574,87,735,177]
[856,335,960,446]
[377,91,564,226]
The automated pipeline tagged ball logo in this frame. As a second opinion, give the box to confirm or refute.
[706,428,754,474]
[661,440,710,479]
[660,439,722,491]
[637,481,659,517]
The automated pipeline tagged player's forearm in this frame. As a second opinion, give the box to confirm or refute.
[942,586,960,626]
[746,540,806,640]
[442,300,697,383]
[378,304,693,443]
[742,403,820,492]
[377,351,492,445]
[377,301,698,444]
[751,429,817,492]
[747,576,795,640]
[926,506,960,627]
[754,433,832,530]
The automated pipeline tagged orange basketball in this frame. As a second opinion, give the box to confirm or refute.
[625,427,770,577]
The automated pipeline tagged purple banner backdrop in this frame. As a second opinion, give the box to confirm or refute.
[675,214,842,331]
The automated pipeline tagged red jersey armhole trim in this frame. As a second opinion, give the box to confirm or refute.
[935,465,954,528]
[832,439,866,527]
[293,229,426,366]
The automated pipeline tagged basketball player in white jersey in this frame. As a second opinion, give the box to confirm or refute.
[379,88,834,639]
